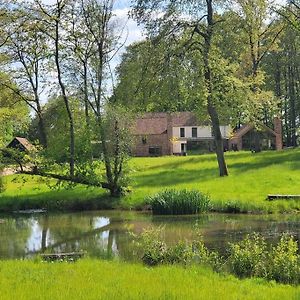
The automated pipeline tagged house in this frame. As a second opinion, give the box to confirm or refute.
[228,117,283,151]
[6,137,35,153]
[132,112,283,156]
[132,112,231,156]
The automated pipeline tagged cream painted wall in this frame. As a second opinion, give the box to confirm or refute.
[172,126,231,139]
[172,140,187,154]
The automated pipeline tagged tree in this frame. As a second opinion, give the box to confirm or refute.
[76,0,133,196]
[232,0,284,151]
[132,0,229,176]
[0,2,49,147]
[263,23,300,147]
[114,39,206,112]
[30,0,76,178]
[0,72,29,147]
[278,0,300,32]
[21,0,133,196]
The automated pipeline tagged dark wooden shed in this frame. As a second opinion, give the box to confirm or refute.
[6,137,34,152]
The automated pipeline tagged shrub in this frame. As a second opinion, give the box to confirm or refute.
[147,189,210,215]
[138,227,221,269]
[191,234,223,271]
[267,234,300,284]
[139,227,168,266]
[227,233,267,278]
[137,229,300,284]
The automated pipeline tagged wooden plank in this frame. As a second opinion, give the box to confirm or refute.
[267,194,300,201]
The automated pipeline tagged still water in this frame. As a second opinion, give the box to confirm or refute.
[0,211,299,260]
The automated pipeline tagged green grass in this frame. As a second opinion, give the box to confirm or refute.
[0,174,112,212]
[0,259,299,300]
[123,149,300,213]
[1,149,300,213]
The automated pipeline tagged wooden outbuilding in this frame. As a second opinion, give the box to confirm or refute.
[6,137,35,153]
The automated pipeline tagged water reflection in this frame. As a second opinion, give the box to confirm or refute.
[0,211,299,260]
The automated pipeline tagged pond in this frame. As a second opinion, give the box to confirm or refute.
[0,210,299,261]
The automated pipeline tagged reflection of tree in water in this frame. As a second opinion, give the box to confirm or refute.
[0,216,31,258]
[37,214,109,254]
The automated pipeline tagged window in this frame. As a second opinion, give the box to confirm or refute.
[149,146,162,156]
[192,127,197,138]
[180,128,185,137]
[142,136,147,144]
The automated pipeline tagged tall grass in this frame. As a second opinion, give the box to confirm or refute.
[0,259,299,300]
[147,189,210,215]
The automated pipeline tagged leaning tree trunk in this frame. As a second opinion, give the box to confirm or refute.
[203,0,228,177]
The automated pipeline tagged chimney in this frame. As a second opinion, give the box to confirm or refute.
[274,117,283,150]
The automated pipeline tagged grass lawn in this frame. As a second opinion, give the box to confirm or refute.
[123,148,300,213]
[0,174,112,212]
[0,259,299,300]
[1,149,300,213]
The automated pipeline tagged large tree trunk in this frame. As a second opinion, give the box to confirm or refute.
[203,0,228,177]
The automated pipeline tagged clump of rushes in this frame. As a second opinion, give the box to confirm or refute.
[147,189,211,215]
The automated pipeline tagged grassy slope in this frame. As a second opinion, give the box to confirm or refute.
[0,259,299,300]
[124,149,300,212]
[1,149,300,212]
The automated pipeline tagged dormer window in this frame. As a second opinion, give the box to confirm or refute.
[180,128,185,137]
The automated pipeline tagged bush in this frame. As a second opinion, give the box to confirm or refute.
[137,229,300,284]
[138,227,168,266]
[227,233,267,278]
[267,234,300,284]
[227,233,300,284]
[147,189,211,215]
[138,227,221,269]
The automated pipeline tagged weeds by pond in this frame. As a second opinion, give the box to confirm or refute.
[0,259,299,300]
[146,189,211,215]
[136,227,300,285]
